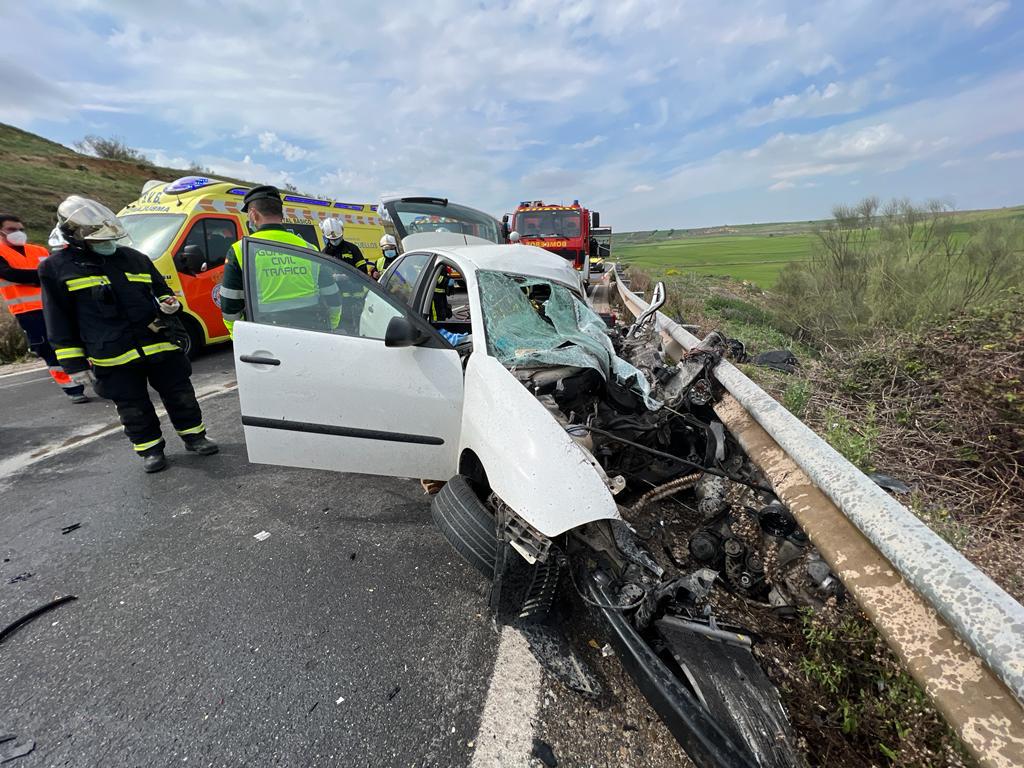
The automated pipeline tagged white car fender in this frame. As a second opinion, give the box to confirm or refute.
[458,353,621,538]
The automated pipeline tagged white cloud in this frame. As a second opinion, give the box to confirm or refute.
[2,1,1022,228]
[257,132,309,162]
[769,180,795,191]
[987,149,1024,160]
[572,135,606,150]
[966,1,1009,26]
[632,184,655,193]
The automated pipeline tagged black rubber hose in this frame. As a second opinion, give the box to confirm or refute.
[568,424,773,493]
[0,595,78,644]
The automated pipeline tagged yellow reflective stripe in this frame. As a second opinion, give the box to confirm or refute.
[89,349,142,367]
[125,272,152,283]
[176,423,206,436]
[142,342,179,356]
[133,437,164,453]
[55,346,86,360]
[66,276,110,291]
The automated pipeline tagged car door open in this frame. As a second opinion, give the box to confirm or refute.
[232,237,465,479]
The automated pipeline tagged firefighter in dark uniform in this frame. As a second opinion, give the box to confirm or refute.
[320,216,378,334]
[40,196,218,473]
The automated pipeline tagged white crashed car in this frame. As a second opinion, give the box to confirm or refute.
[231,198,817,766]
[232,236,625,538]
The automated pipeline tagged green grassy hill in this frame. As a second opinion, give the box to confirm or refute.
[0,122,254,242]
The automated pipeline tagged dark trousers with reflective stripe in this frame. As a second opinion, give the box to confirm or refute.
[94,350,205,455]
[16,310,85,397]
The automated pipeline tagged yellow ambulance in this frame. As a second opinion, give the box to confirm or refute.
[117,176,386,355]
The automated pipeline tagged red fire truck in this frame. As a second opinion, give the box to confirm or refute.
[505,200,605,284]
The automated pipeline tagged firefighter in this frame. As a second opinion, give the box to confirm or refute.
[376,234,399,274]
[220,186,341,334]
[40,196,218,472]
[321,217,376,334]
[431,266,453,322]
[0,213,88,403]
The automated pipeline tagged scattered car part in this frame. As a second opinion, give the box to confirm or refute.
[0,739,35,764]
[0,595,78,644]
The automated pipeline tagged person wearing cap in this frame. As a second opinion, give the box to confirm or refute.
[320,216,377,334]
[375,233,400,274]
[0,213,89,403]
[39,196,218,472]
[220,185,342,335]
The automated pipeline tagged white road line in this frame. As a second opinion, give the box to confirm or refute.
[470,627,542,768]
[0,382,237,482]
[0,362,46,379]
[0,374,50,390]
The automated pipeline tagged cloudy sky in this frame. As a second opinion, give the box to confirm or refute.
[3,0,1023,229]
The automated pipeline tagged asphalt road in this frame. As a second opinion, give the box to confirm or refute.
[0,348,497,767]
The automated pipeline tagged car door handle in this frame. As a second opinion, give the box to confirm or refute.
[240,355,281,366]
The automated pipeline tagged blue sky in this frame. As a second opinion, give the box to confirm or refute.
[2,0,1023,230]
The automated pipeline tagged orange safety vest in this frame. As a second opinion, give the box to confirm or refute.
[0,241,46,315]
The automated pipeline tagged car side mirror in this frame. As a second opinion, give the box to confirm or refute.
[384,315,428,348]
[175,244,207,275]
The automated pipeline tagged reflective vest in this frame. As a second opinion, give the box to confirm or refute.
[224,228,339,331]
[0,241,46,315]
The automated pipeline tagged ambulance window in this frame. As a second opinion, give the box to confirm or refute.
[281,222,319,248]
[381,252,431,307]
[120,214,186,261]
[205,219,238,262]
[176,218,239,268]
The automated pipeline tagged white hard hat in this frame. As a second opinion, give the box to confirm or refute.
[509,231,521,243]
[57,195,127,242]
[379,234,397,248]
[321,216,345,240]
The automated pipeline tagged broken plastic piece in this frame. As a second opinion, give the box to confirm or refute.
[253,531,271,541]
[0,739,35,764]
[869,472,912,495]
[531,738,558,767]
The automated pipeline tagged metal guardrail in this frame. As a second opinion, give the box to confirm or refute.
[610,268,1024,706]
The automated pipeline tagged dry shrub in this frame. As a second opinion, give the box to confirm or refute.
[805,289,1024,600]
[0,307,28,362]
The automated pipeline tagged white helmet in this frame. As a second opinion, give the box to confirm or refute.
[321,216,345,242]
[57,195,127,242]
[379,234,397,248]
[509,230,521,243]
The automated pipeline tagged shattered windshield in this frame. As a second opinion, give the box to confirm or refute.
[478,270,658,408]
[514,210,582,238]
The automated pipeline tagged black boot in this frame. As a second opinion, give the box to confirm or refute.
[142,450,168,473]
[184,436,219,455]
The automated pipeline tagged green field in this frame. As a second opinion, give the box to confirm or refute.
[614,205,1024,288]
[614,233,814,287]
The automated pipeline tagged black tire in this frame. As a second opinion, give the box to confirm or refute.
[179,315,205,360]
[431,474,497,579]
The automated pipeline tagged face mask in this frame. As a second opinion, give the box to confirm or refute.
[246,218,257,235]
[4,230,27,247]
[383,248,397,258]
[90,241,118,256]
[328,237,342,246]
